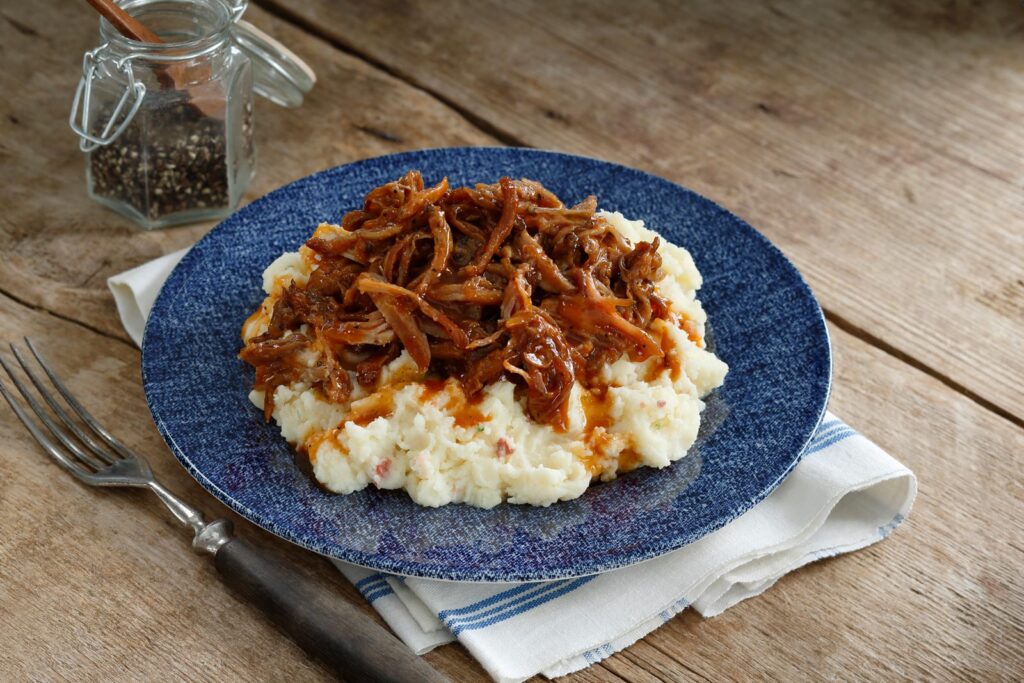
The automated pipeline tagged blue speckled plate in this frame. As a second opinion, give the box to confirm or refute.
[142,147,831,582]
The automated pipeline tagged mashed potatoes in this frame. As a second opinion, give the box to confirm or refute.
[244,212,727,508]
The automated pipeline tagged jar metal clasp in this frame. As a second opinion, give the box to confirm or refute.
[227,0,247,21]
[69,45,147,153]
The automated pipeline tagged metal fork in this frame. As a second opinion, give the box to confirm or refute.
[1,339,446,683]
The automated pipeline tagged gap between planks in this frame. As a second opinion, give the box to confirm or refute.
[824,308,1023,431]
[0,287,135,351]
[3,0,1017,443]
[253,0,526,147]
[252,0,1024,435]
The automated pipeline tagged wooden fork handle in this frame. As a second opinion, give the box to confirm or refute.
[85,0,163,43]
[214,537,448,683]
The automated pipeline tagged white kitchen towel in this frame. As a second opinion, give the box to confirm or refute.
[108,247,189,346]
[110,251,917,683]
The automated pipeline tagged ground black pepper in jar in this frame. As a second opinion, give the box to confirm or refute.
[70,0,312,229]
[90,94,230,220]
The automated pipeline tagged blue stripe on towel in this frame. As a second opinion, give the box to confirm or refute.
[805,428,856,455]
[437,583,543,621]
[877,513,905,538]
[659,595,691,623]
[355,573,387,592]
[355,573,395,603]
[442,581,573,629]
[582,642,614,665]
[807,423,852,449]
[364,585,395,603]
[815,417,843,434]
[447,576,597,635]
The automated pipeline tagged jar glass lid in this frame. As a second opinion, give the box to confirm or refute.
[70,0,315,150]
[232,19,315,108]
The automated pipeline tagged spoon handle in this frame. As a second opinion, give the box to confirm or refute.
[85,0,163,43]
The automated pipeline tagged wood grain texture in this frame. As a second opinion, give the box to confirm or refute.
[0,1,491,342]
[262,0,1024,422]
[213,538,448,682]
[2,294,1021,681]
[0,0,1022,681]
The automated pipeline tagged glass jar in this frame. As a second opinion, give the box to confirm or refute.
[70,0,313,229]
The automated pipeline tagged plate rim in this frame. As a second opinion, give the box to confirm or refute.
[142,146,832,582]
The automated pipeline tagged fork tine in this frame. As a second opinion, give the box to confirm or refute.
[0,356,107,471]
[0,374,96,482]
[24,338,135,460]
[11,344,118,465]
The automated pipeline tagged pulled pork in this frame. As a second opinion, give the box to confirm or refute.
[240,171,671,428]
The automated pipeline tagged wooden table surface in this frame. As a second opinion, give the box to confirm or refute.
[1,0,1022,680]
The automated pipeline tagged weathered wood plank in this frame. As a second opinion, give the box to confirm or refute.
[742,0,1024,185]
[2,290,1020,680]
[0,2,492,343]
[2,0,1022,681]
[0,296,330,681]
[0,2,490,679]
[636,321,1024,681]
[265,0,1024,422]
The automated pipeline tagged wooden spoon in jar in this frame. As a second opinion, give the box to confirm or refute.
[84,0,225,119]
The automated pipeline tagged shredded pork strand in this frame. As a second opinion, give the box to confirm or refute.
[241,170,673,428]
